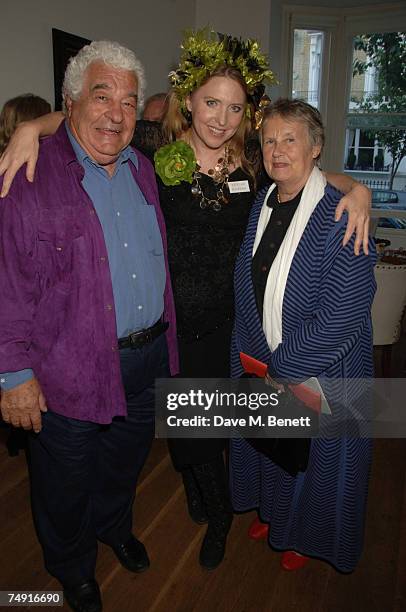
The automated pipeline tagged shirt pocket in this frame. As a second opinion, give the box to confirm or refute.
[37,206,86,287]
[38,207,84,246]
[139,205,164,257]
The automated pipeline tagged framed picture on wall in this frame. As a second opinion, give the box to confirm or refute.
[52,28,91,111]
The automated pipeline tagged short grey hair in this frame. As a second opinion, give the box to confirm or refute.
[260,98,325,160]
[62,40,146,110]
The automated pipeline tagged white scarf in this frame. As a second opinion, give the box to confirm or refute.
[253,166,326,351]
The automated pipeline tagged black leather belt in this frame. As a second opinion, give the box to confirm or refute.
[118,320,169,350]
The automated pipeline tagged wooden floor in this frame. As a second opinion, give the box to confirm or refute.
[0,342,405,612]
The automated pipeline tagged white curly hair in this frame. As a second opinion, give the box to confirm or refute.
[62,40,146,110]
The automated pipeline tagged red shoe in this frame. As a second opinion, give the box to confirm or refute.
[281,551,309,571]
[248,517,269,540]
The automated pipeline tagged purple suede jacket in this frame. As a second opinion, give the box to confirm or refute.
[0,122,178,424]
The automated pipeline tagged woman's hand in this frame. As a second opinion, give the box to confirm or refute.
[0,111,64,197]
[265,373,285,393]
[325,173,371,256]
[0,121,40,197]
[334,183,371,255]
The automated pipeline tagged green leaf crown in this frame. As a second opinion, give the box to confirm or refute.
[169,28,277,112]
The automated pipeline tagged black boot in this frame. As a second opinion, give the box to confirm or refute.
[192,456,233,570]
[181,467,208,525]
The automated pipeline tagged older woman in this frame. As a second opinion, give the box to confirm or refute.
[230,98,376,573]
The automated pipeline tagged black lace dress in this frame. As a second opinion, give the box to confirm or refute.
[133,121,265,467]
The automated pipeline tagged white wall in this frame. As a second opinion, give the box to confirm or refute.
[195,0,271,54]
[0,0,195,110]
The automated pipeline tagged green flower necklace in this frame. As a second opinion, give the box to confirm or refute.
[154,141,196,186]
[154,141,234,212]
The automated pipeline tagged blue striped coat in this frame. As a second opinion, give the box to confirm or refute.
[230,183,376,572]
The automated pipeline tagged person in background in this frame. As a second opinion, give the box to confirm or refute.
[230,98,376,573]
[0,93,51,153]
[142,92,168,122]
[0,40,177,612]
[0,28,371,573]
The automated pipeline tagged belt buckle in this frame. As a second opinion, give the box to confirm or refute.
[128,327,153,348]
[129,329,143,347]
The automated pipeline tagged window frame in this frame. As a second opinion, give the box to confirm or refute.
[281,3,406,172]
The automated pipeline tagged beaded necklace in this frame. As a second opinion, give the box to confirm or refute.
[191,146,234,212]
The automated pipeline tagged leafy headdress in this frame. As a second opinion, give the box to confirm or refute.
[168,28,277,115]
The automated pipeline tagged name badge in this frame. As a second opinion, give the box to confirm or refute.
[227,180,250,193]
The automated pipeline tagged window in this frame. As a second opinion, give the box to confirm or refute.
[345,31,405,188]
[291,29,325,109]
[281,4,406,187]
[345,129,385,172]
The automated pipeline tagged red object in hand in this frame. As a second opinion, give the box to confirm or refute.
[240,352,321,413]
[240,352,268,377]
[248,516,269,540]
[281,550,309,571]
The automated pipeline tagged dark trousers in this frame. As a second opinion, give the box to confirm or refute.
[28,334,169,587]
[168,321,232,470]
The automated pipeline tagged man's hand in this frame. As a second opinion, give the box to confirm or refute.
[1,378,47,433]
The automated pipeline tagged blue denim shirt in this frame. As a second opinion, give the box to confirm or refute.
[66,124,165,337]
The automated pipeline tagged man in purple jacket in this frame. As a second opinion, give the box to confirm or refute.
[0,41,178,612]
